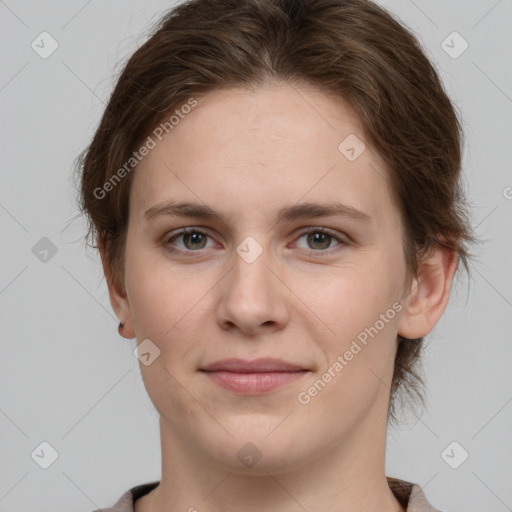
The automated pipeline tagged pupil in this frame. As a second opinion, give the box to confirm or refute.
[187,232,205,248]
[309,232,330,249]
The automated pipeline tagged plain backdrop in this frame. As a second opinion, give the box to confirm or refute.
[1,1,511,511]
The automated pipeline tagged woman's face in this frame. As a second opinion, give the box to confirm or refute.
[117,83,412,472]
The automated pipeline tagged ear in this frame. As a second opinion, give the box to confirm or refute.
[398,241,459,339]
[98,239,135,339]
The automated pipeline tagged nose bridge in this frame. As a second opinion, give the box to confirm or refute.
[217,234,288,333]
[231,234,275,301]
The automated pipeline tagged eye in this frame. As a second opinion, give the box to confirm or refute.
[293,228,347,252]
[164,227,349,255]
[165,228,215,252]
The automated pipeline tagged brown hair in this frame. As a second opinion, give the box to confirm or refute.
[75,0,474,423]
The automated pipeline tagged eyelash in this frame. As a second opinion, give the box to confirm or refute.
[164,227,349,256]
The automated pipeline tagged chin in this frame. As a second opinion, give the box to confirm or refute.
[194,419,316,474]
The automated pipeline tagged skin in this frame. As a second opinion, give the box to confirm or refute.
[100,81,457,512]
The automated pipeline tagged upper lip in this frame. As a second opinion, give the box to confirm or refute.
[201,358,307,373]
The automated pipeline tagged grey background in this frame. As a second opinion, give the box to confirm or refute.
[1,1,511,510]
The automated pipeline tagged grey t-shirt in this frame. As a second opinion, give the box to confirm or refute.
[93,477,443,511]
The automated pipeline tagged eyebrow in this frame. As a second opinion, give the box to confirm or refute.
[144,200,371,225]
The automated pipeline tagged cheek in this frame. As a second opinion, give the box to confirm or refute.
[305,264,396,338]
[124,246,215,355]
[302,264,402,409]
[124,245,176,338]
[301,269,400,419]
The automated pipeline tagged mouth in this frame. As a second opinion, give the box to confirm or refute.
[200,358,309,394]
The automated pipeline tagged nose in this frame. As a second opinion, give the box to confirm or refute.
[216,242,290,336]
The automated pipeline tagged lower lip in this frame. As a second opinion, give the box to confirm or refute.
[202,370,308,394]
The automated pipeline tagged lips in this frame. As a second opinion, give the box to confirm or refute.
[201,358,306,373]
[200,358,309,394]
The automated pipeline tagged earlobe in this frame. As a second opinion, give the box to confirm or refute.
[98,239,135,339]
[397,242,458,340]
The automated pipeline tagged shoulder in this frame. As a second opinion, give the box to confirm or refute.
[90,481,160,512]
[387,476,445,512]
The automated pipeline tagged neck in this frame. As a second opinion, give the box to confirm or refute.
[136,409,405,512]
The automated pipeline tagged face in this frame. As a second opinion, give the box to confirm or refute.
[114,82,413,473]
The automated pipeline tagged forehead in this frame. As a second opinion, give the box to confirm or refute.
[130,83,395,226]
